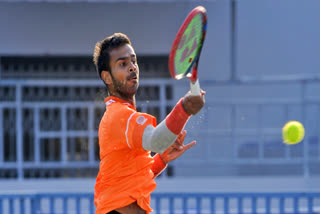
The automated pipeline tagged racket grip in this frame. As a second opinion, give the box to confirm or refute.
[190,79,201,95]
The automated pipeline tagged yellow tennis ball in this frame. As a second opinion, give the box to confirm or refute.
[282,121,305,145]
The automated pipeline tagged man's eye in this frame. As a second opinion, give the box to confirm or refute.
[120,62,127,67]
[132,60,136,64]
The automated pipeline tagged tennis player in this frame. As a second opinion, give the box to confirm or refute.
[93,33,205,214]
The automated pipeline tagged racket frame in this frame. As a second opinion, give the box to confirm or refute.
[169,6,207,95]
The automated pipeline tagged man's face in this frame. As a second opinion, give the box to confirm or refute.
[107,44,139,98]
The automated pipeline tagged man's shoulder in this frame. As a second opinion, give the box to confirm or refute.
[100,101,135,130]
[105,98,117,106]
[105,99,135,116]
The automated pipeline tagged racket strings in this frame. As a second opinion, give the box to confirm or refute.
[174,14,204,76]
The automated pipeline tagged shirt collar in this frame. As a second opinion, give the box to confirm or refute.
[104,96,136,110]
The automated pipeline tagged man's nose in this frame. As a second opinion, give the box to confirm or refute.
[129,63,137,72]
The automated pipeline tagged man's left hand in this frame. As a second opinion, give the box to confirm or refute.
[160,130,196,164]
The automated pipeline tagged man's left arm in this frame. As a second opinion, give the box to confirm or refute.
[151,130,196,178]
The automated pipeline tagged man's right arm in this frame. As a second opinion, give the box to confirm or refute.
[142,92,205,154]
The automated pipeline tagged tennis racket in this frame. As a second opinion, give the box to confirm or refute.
[169,6,207,95]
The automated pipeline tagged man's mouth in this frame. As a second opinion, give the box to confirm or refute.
[127,73,137,81]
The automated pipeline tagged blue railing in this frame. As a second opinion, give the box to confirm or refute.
[0,192,319,214]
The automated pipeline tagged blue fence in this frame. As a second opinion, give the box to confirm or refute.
[0,79,319,180]
[0,192,319,214]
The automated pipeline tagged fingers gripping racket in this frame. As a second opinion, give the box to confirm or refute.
[169,6,207,95]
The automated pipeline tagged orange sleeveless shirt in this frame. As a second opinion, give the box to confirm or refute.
[94,96,157,214]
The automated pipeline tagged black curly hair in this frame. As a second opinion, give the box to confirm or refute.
[93,33,131,79]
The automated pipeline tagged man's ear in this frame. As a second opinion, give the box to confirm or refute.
[101,71,112,85]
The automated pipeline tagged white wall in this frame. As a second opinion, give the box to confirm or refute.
[0,1,231,81]
[0,2,187,55]
[236,0,320,80]
[0,0,319,80]
[0,176,319,193]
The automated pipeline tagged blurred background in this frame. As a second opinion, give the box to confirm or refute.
[0,0,319,213]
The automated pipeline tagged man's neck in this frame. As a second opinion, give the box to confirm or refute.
[110,93,136,108]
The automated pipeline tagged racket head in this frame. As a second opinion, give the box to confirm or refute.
[169,6,207,82]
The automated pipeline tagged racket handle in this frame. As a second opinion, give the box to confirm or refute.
[190,79,201,95]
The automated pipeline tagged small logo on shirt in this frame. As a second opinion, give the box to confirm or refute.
[106,99,115,106]
[136,116,147,125]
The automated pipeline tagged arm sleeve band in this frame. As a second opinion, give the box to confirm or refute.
[142,121,176,153]
[142,98,191,153]
[165,98,190,135]
[151,154,167,178]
